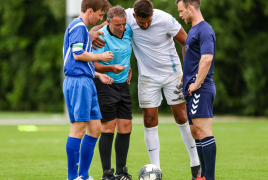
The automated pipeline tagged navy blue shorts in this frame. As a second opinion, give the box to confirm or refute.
[186,88,216,125]
[63,76,102,123]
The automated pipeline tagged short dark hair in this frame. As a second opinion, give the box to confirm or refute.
[133,0,153,18]
[175,0,201,9]
[81,0,111,13]
[107,5,126,22]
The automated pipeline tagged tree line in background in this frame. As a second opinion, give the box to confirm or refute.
[0,0,268,115]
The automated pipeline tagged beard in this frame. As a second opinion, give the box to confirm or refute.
[185,15,193,24]
[138,23,151,30]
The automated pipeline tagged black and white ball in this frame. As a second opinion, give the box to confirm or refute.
[138,164,162,180]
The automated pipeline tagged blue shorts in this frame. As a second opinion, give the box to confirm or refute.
[186,88,216,125]
[63,76,102,123]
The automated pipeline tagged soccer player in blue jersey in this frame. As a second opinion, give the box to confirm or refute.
[93,6,133,180]
[63,0,114,180]
[176,0,217,180]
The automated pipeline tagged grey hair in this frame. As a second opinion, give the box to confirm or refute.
[107,5,126,22]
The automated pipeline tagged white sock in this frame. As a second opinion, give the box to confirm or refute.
[144,126,160,169]
[177,122,200,167]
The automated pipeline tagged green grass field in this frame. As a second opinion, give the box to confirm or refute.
[0,120,268,179]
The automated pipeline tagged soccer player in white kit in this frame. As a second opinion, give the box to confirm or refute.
[126,1,200,178]
[90,0,200,178]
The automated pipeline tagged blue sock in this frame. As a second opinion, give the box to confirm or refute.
[201,136,216,180]
[79,134,98,180]
[195,139,205,177]
[66,136,82,180]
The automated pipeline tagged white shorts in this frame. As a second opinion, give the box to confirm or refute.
[138,72,186,108]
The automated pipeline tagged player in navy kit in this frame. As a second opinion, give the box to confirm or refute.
[63,0,113,180]
[176,0,217,180]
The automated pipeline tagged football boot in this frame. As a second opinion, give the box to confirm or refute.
[102,168,115,180]
[115,167,132,180]
[195,175,206,180]
[191,165,201,180]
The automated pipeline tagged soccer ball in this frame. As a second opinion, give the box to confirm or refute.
[138,164,162,180]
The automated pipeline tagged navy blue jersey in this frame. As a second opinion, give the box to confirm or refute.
[183,21,216,96]
[63,18,95,78]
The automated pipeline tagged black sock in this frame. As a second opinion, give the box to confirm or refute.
[115,133,131,174]
[99,133,114,171]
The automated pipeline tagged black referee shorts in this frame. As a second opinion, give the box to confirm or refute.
[94,78,133,122]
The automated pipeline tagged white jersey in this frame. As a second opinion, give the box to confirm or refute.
[126,8,183,77]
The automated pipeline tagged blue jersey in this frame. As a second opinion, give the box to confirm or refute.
[63,17,95,78]
[93,24,132,83]
[183,21,216,96]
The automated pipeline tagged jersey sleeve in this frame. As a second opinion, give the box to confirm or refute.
[125,8,133,26]
[166,16,182,37]
[69,26,87,55]
[126,24,133,37]
[199,30,215,55]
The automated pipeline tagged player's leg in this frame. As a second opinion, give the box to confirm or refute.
[114,82,133,179]
[99,120,116,180]
[190,89,216,180]
[78,119,102,180]
[192,118,215,180]
[190,124,205,178]
[138,74,162,169]
[78,78,102,180]
[66,122,87,180]
[94,78,121,179]
[142,107,161,168]
[79,119,102,180]
[163,72,200,178]
[64,76,88,180]
[170,103,201,179]
[114,119,132,179]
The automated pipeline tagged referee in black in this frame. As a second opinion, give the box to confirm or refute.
[92,5,133,180]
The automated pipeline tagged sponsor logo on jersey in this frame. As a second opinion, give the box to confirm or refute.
[185,45,190,51]
[172,18,176,25]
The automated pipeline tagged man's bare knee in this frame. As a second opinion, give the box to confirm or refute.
[117,119,132,134]
[86,120,102,138]
[87,124,101,138]
[142,108,158,127]
[190,125,198,139]
[69,122,86,138]
[171,103,188,124]
[192,118,213,140]
[144,115,158,127]
[102,120,116,133]
[173,110,188,124]
[70,129,85,139]
[175,116,188,124]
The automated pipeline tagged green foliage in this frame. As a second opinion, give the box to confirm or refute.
[0,0,268,115]
[0,0,65,111]
[200,0,268,115]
